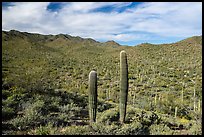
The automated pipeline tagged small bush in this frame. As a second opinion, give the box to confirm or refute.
[2,107,15,120]
[91,123,119,135]
[97,100,115,112]
[62,125,91,135]
[149,124,173,135]
[115,121,143,135]
[29,123,58,135]
[97,108,119,124]
[188,121,202,135]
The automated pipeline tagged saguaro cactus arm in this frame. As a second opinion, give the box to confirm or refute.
[88,71,97,123]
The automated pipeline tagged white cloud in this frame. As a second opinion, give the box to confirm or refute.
[126,2,202,37]
[60,2,131,13]
[2,2,202,44]
[3,3,49,23]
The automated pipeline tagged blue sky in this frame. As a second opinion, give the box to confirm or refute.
[2,2,202,46]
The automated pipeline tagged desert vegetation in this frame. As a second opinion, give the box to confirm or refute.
[2,30,202,135]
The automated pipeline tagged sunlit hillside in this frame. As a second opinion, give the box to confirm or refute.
[2,30,202,135]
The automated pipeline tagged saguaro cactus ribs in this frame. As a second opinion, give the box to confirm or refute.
[88,70,97,123]
[119,50,128,123]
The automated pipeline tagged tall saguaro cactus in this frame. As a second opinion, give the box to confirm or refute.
[175,106,178,118]
[88,71,97,123]
[193,88,196,112]
[119,50,128,123]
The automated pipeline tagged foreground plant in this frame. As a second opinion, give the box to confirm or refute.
[119,51,128,123]
[88,71,97,123]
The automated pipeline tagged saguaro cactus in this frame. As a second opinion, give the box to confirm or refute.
[154,94,157,105]
[193,88,196,112]
[175,106,178,118]
[181,82,186,103]
[119,50,128,123]
[88,71,97,123]
[198,99,201,112]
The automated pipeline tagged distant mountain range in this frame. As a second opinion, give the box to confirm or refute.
[2,30,202,47]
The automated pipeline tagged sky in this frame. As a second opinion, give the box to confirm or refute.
[2,2,202,46]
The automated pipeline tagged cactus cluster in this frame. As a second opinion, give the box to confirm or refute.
[88,50,129,124]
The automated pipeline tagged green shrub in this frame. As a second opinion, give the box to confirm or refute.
[97,108,119,124]
[149,124,173,135]
[90,123,119,135]
[59,102,79,113]
[10,99,46,130]
[97,100,115,112]
[115,121,143,135]
[30,123,58,135]
[2,90,11,99]
[2,107,15,120]
[188,121,202,135]
[57,103,83,123]
[62,125,91,135]
[126,106,159,126]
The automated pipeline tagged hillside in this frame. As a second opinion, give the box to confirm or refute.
[176,36,202,46]
[2,30,202,135]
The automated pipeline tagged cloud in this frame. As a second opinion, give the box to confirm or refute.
[2,2,202,45]
[60,2,131,13]
[122,2,202,38]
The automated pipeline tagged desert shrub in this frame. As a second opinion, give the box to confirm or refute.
[176,117,191,129]
[90,123,119,135]
[126,106,159,126]
[149,124,173,135]
[2,106,15,120]
[58,103,83,122]
[156,114,193,132]
[62,125,91,135]
[139,111,157,126]
[3,93,26,109]
[7,89,90,131]
[115,121,143,135]
[188,121,202,135]
[2,90,11,99]
[10,99,46,130]
[97,100,115,112]
[34,126,50,135]
[29,122,58,135]
[2,92,27,121]
[59,102,80,113]
[97,108,119,124]
[159,114,176,124]
[59,103,74,113]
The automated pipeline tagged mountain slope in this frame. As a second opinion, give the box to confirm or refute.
[176,36,202,46]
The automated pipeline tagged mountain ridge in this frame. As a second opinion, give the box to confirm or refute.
[2,29,202,47]
[176,35,202,46]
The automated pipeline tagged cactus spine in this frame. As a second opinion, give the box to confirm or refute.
[88,71,97,123]
[119,50,128,123]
